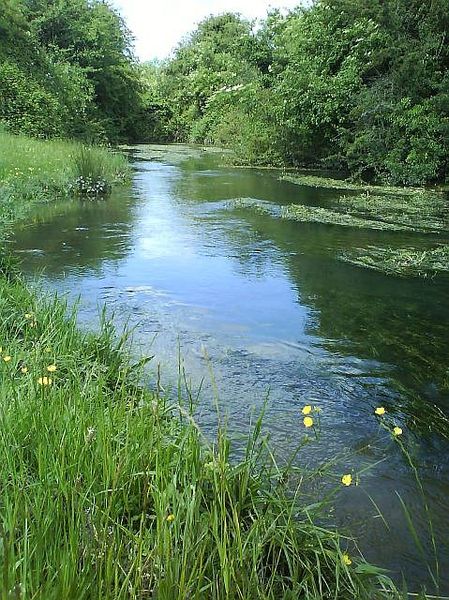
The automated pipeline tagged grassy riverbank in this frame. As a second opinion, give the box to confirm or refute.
[0,131,129,237]
[0,133,407,598]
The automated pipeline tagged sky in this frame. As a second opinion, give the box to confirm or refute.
[111,0,303,62]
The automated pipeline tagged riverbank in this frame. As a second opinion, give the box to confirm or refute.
[0,133,407,597]
[0,131,130,238]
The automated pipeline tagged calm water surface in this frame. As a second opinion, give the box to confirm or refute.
[13,145,449,592]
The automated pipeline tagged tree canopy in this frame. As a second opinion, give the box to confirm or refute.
[149,1,449,185]
[0,0,144,141]
[1,0,447,184]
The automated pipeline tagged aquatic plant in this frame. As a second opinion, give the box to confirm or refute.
[281,204,417,231]
[280,174,428,196]
[335,193,449,234]
[339,245,449,278]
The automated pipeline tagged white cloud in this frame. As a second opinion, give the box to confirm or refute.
[111,0,303,62]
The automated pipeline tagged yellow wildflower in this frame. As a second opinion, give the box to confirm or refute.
[302,405,312,415]
[374,407,386,416]
[38,376,52,386]
[25,313,32,319]
[303,416,314,428]
[341,474,352,487]
[342,553,352,566]
[166,514,175,523]
[3,356,11,362]
[47,364,57,373]
[21,366,28,374]
[393,426,403,436]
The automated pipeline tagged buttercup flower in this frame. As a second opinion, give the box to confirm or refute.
[342,553,352,566]
[341,474,352,486]
[21,366,28,374]
[374,407,386,416]
[302,405,312,415]
[303,416,314,428]
[393,426,403,436]
[47,364,57,373]
[166,514,175,523]
[38,376,52,386]
[3,356,11,362]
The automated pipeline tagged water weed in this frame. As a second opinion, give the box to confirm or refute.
[281,203,417,231]
[339,245,449,278]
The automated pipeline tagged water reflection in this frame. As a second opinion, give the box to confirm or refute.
[14,188,138,276]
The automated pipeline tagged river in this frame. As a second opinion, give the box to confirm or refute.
[12,145,449,593]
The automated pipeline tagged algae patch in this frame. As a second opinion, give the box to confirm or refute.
[226,198,282,217]
[281,203,419,232]
[339,245,449,278]
[280,174,429,197]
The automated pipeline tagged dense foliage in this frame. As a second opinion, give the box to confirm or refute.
[0,0,145,141]
[1,0,448,182]
[150,1,449,185]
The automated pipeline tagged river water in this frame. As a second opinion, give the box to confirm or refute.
[12,145,449,593]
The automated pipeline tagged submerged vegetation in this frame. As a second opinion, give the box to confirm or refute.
[282,204,415,232]
[282,190,449,235]
[340,245,449,278]
[281,175,430,197]
[227,182,449,277]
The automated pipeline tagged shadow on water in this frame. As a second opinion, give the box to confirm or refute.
[11,144,449,594]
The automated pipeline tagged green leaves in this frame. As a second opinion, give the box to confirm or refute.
[151,0,449,185]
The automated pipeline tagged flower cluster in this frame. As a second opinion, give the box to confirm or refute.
[374,406,403,437]
[73,176,111,197]
[300,404,321,428]
[1,347,12,362]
